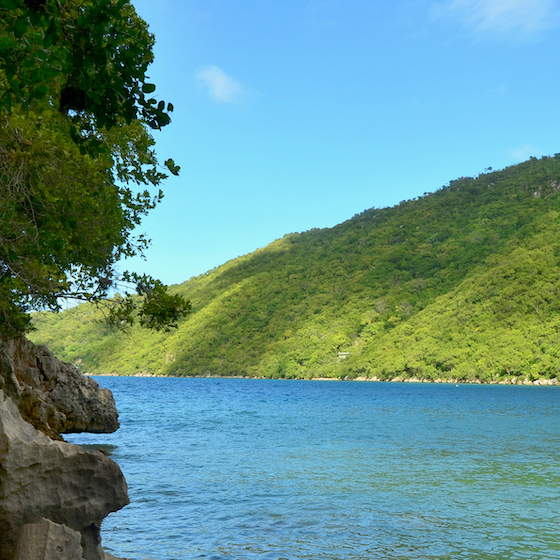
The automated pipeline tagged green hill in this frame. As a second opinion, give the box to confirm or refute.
[30,155,560,383]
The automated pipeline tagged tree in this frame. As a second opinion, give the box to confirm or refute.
[0,0,190,337]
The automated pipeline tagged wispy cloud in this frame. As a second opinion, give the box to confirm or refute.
[432,0,560,39]
[196,66,246,104]
[305,0,340,27]
[510,144,537,161]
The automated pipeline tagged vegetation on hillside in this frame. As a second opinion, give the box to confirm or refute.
[31,155,560,382]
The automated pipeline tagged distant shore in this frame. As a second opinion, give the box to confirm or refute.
[85,372,559,385]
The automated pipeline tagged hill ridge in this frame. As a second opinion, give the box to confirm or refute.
[31,155,560,383]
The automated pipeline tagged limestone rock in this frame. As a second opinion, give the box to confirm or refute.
[0,390,129,560]
[13,518,84,560]
[0,337,118,439]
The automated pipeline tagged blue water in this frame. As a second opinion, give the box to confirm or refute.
[65,378,560,560]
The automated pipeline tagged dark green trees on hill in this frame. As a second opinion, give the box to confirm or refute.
[31,155,560,382]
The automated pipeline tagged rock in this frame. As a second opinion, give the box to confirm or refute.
[0,389,129,560]
[13,518,83,560]
[0,337,118,439]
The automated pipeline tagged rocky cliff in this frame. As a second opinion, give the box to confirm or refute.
[0,337,119,440]
[0,338,129,560]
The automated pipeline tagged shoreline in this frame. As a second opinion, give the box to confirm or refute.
[84,372,559,386]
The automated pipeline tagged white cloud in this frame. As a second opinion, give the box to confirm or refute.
[432,0,560,39]
[196,66,246,104]
[510,144,537,161]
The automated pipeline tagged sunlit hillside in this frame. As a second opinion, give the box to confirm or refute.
[31,155,560,383]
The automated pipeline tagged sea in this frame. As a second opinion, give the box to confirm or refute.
[65,377,560,560]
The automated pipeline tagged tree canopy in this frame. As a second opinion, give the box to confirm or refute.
[0,0,190,337]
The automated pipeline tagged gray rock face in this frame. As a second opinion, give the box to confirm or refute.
[0,389,129,560]
[13,518,84,560]
[0,337,118,439]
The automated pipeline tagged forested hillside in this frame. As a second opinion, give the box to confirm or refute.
[31,155,560,382]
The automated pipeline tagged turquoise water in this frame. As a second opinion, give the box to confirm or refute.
[66,378,560,560]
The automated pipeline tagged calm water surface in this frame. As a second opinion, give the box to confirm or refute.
[65,378,560,560]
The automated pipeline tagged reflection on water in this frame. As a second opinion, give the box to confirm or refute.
[66,379,560,560]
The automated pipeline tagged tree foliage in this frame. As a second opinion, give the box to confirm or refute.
[0,0,190,337]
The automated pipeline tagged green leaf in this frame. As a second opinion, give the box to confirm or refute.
[164,159,180,176]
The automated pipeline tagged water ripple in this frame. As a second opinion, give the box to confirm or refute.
[66,379,560,560]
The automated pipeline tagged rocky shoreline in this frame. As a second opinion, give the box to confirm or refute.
[0,338,133,560]
[86,371,559,385]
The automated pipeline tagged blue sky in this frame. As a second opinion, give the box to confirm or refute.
[125,0,560,286]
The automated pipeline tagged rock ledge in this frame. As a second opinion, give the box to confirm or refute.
[0,337,119,440]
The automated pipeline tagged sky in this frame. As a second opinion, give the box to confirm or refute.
[124,0,560,286]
